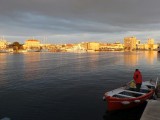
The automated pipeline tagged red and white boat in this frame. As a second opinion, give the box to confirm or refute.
[103,78,159,112]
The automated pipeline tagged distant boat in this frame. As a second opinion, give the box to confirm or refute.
[103,78,158,112]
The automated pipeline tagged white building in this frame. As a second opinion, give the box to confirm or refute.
[0,40,7,49]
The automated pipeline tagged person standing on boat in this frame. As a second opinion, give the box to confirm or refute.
[133,69,142,92]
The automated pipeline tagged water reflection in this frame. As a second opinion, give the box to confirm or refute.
[23,53,41,81]
[0,52,159,120]
[157,52,160,61]
[87,53,100,69]
[144,51,157,64]
[0,54,8,86]
[123,51,157,66]
[124,52,139,66]
[0,53,7,64]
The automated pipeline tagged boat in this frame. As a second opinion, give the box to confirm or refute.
[103,78,159,112]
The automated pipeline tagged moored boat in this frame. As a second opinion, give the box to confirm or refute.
[103,78,159,112]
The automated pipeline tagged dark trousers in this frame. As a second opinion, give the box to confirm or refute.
[136,83,142,92]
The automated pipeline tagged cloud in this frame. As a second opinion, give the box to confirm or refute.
[0,0,160,43]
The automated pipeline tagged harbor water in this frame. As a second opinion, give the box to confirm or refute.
[0,51,159,120]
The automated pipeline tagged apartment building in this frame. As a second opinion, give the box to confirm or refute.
[124,37,137,51]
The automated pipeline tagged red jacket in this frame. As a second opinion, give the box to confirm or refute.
[133,70,142,84]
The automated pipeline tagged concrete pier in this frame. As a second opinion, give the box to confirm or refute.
[140,99,160,120]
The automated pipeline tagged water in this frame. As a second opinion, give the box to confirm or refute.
[0,51,159,120]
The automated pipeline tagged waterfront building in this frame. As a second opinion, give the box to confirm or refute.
[87,42,100,51]
[65,44,74,49]
[124,36,137,51]
[147,38,154,50]
[100,42,124,51]
[59,44,74,52]
[23,39,40,49]
[137,44,145,50]
[40,44,51,51]
[41,44,57,52]
[136,40,141,44]
[144,44,149,50]
[136,38,158,50]
[0,40,7,49]
[153,44,158,50]
[147,38,154,44]
[65,43,86,52]
[99,43,110,51]
[80,42,88,50]
[142,39,158,50]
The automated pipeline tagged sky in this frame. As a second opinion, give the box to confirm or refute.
[1,0,160,44]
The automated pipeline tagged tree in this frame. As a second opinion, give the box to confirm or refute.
[11,42,23,51]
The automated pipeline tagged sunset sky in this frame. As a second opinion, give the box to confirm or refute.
[1,0,160,43]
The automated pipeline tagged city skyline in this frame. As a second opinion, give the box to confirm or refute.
[1,0,160,43]
[0,36,159,45]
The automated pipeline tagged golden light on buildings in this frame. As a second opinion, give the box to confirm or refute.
[23,39,41,49]
[124,36,137,51]
[87,42,100,51]
[0,40,7,49]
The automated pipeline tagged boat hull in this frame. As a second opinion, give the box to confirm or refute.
[104,90,154,111]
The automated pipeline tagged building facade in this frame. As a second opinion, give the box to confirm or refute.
[24,39,40,49]
[87,42,100,51]
[147,38,154,50]
[0,40,7,49]
[124,37,137,51]
[100,42,124,51]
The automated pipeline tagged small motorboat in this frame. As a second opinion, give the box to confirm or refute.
[103,78,159,112]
